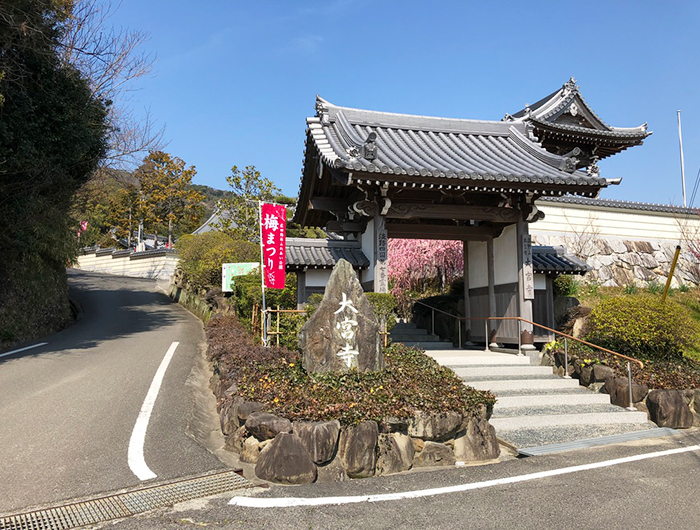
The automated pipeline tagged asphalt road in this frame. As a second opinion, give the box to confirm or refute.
[104,431,700,529]
[0,270,225,513]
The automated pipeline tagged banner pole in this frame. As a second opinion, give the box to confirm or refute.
[259,200,267,346]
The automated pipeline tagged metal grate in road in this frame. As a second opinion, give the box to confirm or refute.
[0,470,253,530]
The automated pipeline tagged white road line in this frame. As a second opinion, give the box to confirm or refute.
[128,341,179,481]
[0,342,48,359]
[229,444,700,508]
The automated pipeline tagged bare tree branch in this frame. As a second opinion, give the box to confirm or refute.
[58,0,162,168]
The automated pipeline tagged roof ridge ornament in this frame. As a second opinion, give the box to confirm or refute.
[568,101,579,117]
[587,157,600,178]
[562,77,579,97]
[362,132,377,161]
[315,96,330,124]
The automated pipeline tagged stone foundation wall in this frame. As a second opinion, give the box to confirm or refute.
[532,235,699,287]
[218,397,500,484]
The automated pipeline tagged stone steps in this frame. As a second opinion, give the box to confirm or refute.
[469,378,581,393]
[390,323,455,350]
[424,348,656,451]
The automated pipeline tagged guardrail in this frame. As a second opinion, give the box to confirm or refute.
[413,299,644,410]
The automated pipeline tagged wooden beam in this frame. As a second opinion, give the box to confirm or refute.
[386,223,504,241]
[325,220,366,233]
[310,197,352,212]
[387,203,521,223]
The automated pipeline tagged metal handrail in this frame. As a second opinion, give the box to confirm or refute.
[413,299,643,368]
[412,298,643,410]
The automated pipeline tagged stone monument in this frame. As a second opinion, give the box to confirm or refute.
[299,259,383,373]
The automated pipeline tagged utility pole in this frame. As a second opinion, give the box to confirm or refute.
[678,110,687,207]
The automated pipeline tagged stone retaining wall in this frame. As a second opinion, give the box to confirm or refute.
[217,396,500,484]
[532,234,699,287]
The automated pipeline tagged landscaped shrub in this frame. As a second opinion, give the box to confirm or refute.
[207,314,495,425]
[553,275,581,298]
[176,232,259,292]
[586,295,700,361]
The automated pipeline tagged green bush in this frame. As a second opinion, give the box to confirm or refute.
[365,292,397,332]
[647,280,663,295]
[553,275,580,298]
[176,232,259,292]
[207,315,495,425]
[586,295,700,361]
[623,283,638,295]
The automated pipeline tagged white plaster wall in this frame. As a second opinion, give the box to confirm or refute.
[467,241,488,289]
[76,253,178,280]
[533,202,700,242]
[306,269,331,287]
[534,274,547,290]
[494,225,518,285]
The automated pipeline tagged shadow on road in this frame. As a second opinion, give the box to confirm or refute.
[0,270,188,362]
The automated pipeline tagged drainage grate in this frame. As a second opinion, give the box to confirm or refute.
[0,469,253,530]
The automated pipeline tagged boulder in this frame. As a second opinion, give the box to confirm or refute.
[338,421,378,478]
[237,401,265,423]
[604,377,648,407]
[647,390,694,429]
[554,297,580,328]
[255,433,317,484]
[413,441,456,468]
[407,411,463,441]
[245,412,292,441]
[220,396,243,436]
[412,438,425,453]
[299,259,383,373]
[293,420,341,465]
[454,413,500,462]
[316,454,349,483]
[579,364,615,387]
[240,436,262,464]
[379,416,409,434]
[224,425,248,454]
[375,433,415,475]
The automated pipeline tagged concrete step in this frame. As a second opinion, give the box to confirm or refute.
[502,423,658,450]
[452,365,554,378]
[490,411,651,432]
[495,393,612,409]
[392,322,417,330]
[468,378,581,393]
[493,403,626,418]
[434,354,532,366]
[391,333,443,342]
[389,328,430,336]
[400,341,455,350]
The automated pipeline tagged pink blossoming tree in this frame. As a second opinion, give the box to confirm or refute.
[388,239,464,317]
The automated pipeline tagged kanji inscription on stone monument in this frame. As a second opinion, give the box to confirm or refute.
[299,259,383,373]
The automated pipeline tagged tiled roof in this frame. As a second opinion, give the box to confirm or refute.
[509,78,649,138]
[538,196,700,216]
[307,97,614,190]
[532,246,590,275]
[529,117,649,139]
[286,238,370,270]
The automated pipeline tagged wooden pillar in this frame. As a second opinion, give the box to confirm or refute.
[462,242,471,343]
[374,213,388,293]
[487,236,497,346]
[296,270,306,309]
[517,220,536,350]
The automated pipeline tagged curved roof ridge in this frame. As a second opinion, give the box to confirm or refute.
[316,95,511,129]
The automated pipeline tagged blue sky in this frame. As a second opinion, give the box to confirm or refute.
[110,1,700,205]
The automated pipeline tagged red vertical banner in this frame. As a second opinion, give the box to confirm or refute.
[261,203,287,289]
